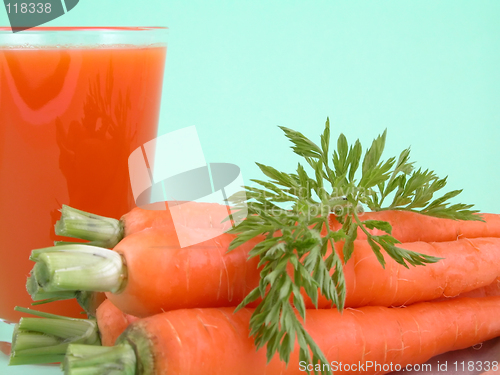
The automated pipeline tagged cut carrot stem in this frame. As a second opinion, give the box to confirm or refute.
[62,296,500,375]
[54,241,93,246]
[64,343,137,375]
[55,205,124,248]
[9,301,138,366]
[74,291,107,319]
[9,307,100,366]
[27,273,105,318]
[26,274,78,303]
[29,245,125,296]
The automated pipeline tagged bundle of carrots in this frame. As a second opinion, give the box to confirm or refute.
[8,120,500,375]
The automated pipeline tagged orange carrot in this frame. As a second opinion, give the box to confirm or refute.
[30,227,500,317]
[56,203,500,248]
[63,296,500,375]
[30,226,262,317]
[122,201,233,234]
[339,237,500,308]
[55,201,233,248]
[329,210,500,242]
[97,279,500,347]
[437,279,500,300]
[95,299,138,346]
[92,281,500,350]
[0,341,10,356]
[104,226,262,317]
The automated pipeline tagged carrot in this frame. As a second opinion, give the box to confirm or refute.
[437,278,500,300]
[55,201,233,248]
[96,280,500,347]
[29,225,500,317]
[45,283,500,358]
[95,299,139,347]
[12,287,498,368]
[329,210,500,242]
[0,342,10,356]
[339,237,500,308]
[63,296,500,375]
[27,280,500,358]
[29,226,262,317]
[56,203,500,248]
[53,203,500,319]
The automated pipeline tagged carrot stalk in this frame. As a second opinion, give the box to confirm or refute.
[27,272,106,318]
[29,245,125,296]
[64,343,137,374]
[55,205,123,248]
[62,297,500,375]
[9,300,138,366]
[9,307,100,366]
[74,291,107,319]
[26,274,78,303]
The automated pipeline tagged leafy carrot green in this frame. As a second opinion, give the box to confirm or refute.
[228,118,481,374]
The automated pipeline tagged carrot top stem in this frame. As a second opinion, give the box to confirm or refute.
[64,323,153,375]
[26,274,78,303]
[64,343,137,375]
[29,245,126,297]
[55,205,124,248]
[26,274,105,318]
[9,307,100,366]
[75,291,107,319]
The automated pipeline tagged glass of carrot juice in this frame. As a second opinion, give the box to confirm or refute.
[0,27,167,322]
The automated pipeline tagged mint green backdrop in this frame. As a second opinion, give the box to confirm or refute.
[2,1,499,213]
[1,2,499,373]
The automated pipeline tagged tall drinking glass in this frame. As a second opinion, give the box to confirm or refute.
[0,27,167,322]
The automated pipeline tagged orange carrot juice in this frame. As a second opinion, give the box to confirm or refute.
[0,40,166,321]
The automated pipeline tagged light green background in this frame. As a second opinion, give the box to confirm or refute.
[2,0,500,213]
[1,1,499,373]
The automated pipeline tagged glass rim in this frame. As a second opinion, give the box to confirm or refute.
[0,26,168,47]
[0,26,168,33]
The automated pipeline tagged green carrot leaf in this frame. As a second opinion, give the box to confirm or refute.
[362,220,393,235]
[227,118,479,375]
